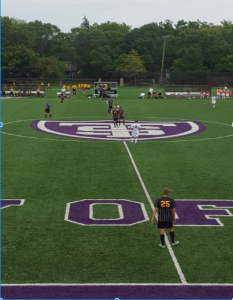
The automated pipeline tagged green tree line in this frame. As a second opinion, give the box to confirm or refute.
[1,16,233,78]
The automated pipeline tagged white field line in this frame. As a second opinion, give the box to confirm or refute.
[123,141,187,285]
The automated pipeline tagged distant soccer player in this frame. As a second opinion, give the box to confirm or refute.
[72,86,77,99]
[119,107,125,126]
[1,89,6,97]
[100,90,104,101]
[211,94,216,108]
[216,88,221,99]
[200,90,204,99]
[112,107,119,127]
[147,91,151,99]
[103,91,108,102]
[60,93,64,104]
[205,90,210,98]
[108,97,113,113]
[221,89,225,99]
[66,90,71,98]
[61,86,66,95]
[139,93,145,99]
[158,91,163,98]
[45,102,52,118]
[151,188,179,248]
[152,91,157,98]
[149,87,153,98]
[130,120,141,144]
[47,83,51,90]
[114,104,120,111]
[231,90,233,99]
[36,87,40,97]
[10,88,14,97]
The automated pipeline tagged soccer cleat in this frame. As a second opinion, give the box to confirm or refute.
[159,244,165,248]
[172,241,179,246]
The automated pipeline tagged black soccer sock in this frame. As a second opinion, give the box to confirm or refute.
[45,114,47,118]
[50,114,52,118]
[123,120,125,125]
[160,234,165,246]
[170,232,175,243]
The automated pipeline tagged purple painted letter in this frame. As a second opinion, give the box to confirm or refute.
[65,199,149,226]
[175,200,233,226]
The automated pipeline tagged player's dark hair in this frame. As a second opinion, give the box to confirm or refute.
[163,188,170,195]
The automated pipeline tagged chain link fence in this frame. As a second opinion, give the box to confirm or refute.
[2,72,233,87]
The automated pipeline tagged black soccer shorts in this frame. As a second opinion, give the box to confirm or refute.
[158,221,173,229]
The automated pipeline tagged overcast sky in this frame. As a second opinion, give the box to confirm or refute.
[1,0,233,32]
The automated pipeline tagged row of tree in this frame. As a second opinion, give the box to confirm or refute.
[1,16,233,78]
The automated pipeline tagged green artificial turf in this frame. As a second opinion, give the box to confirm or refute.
[1,86,233,284]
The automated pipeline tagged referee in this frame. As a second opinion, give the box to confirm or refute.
[45,102,52,118]
[151,188,179,248]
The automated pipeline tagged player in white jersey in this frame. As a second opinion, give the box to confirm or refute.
[226,89,230,99]
[211,94,216,108]
[114,104,120,111]
[130,121,142,144]
[149,87,153,97]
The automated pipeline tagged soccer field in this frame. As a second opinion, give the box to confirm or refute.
[1,87,233,299]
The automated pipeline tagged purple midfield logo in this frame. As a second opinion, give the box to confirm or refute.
[31,120,206,141]
[175,200,233,226]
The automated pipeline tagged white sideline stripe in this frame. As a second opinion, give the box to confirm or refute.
[123,141,187,285]
[2,283,233,286]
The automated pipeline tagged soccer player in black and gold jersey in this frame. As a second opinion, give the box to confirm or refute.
[119,107,125,126]
[112,107,119,127]
[60,93,64,104]
[151,188,179,248]
[108,98,113,113]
